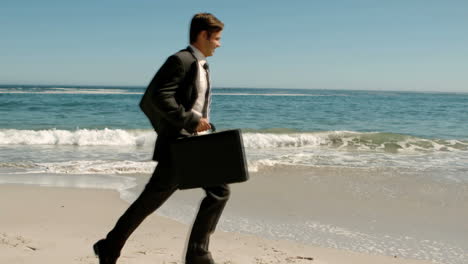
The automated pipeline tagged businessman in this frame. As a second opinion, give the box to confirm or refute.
[93,13,229,264]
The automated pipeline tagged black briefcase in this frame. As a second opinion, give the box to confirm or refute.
[170,125,249,189]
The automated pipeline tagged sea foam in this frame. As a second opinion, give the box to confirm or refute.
[0,128,154,146]
[1,129,467,153]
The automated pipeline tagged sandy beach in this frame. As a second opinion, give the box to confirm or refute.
[0,184,433,264]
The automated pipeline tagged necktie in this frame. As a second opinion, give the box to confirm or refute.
[202,62,211,118]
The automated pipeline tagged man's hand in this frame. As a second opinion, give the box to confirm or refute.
[196,118,211,132]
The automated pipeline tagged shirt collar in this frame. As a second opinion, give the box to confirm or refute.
[189,45,207,64]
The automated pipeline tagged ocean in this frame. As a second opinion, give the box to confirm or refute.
[1,85,467,263]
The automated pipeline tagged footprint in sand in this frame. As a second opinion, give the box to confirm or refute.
[0,232,39,252]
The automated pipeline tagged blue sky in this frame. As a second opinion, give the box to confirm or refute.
[1,0,467,92]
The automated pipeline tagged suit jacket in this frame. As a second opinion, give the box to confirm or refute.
[140,47,202,162]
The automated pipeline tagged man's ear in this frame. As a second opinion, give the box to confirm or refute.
[201,30,209,40]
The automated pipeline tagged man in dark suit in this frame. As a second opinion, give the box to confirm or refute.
[93,13,229,264]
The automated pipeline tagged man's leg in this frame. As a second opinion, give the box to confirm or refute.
[94,162,177,262]
[186,184,230,263]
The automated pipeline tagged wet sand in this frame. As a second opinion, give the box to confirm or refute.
[148,165,468,263]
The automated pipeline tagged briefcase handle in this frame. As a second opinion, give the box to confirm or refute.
[209,123,216,132]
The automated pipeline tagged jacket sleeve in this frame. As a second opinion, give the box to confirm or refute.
[148,55,200,133]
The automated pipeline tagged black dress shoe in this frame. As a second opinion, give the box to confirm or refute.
[93,239,119,264]
[185,252,215,264]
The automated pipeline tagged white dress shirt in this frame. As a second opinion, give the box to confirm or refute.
[189,45,211,121]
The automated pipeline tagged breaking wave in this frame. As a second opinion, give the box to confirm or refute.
[1,128,466,153]
[243,131,468,152]
[0,128,155,146]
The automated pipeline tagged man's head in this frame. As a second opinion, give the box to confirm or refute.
[190,13,223,57]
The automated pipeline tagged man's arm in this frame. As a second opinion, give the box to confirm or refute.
[148,55,200,133]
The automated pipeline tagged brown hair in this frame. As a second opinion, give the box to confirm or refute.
[189,13,224,44]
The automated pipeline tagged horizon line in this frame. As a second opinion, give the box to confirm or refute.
[0,83,467,94]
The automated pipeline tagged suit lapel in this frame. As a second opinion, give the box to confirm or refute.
[186,46,200,107]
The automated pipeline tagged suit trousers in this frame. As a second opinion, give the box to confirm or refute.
[104,160,230,256]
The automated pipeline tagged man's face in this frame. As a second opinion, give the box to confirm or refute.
[201,30,222,57]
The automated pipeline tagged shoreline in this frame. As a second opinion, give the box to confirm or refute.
[0,183,432,264]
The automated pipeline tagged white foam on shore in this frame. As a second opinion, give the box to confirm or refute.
[35,160,157,174]
[0,160,156,175]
